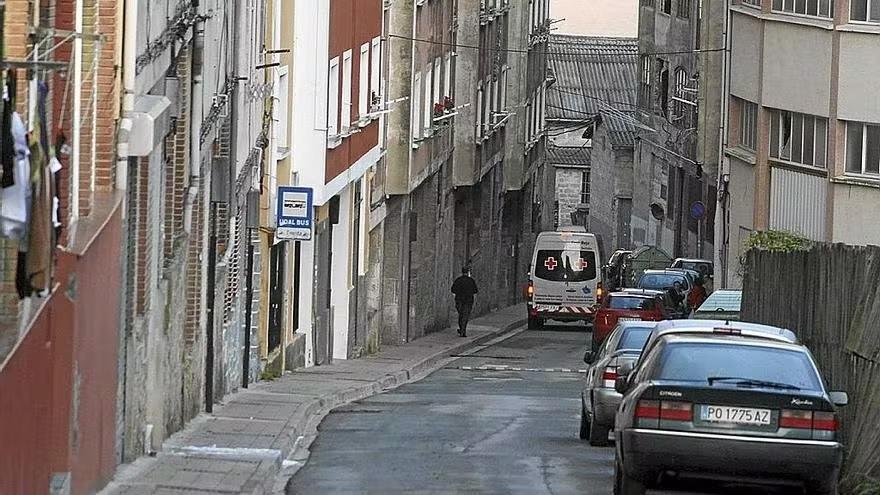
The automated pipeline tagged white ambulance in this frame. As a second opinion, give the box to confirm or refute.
[527,228,602,329]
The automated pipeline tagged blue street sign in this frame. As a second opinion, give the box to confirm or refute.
[276,186,314,241]
[690,201,706,220]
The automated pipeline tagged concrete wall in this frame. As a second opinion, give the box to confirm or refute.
[727,156,756,287]
[554,166,587,230]
[831,183,880,246]
[837,31,880,123]
[762,23,832,117]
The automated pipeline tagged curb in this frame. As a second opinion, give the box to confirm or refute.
[269,315,527,493]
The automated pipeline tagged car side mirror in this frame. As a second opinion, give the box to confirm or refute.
[615,376,630,395]
[618,361,634,377]
[583,351,595,364]
[829,391,849,407]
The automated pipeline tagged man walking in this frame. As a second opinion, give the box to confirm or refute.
[451,267,479,337]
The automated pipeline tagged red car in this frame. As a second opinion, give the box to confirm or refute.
[592,292,667,351]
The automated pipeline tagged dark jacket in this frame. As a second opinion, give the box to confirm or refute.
[451,275,479,304]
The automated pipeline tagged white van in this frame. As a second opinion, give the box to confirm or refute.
[527,228,602,329]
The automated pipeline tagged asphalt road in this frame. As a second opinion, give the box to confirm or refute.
[288,324,800,495]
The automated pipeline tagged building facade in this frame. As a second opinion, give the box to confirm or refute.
[634,0,724,261]
[722,0,880,285]
[545,35,639,256]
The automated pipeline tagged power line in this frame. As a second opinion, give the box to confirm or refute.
[386,34,725,58]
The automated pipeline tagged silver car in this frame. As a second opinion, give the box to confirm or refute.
[580,321,657,446]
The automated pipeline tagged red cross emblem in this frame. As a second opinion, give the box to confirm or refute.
[544,257,558,270]
[576,258,589,270]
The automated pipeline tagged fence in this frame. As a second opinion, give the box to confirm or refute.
[742,244,880,490]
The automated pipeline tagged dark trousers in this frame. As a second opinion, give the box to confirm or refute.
[456,300,473,335]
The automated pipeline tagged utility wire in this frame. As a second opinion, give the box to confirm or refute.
[386,34,725,58]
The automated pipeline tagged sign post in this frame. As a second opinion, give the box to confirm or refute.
[277,186,314,241]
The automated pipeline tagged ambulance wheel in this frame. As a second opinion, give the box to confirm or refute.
[528,316,545,330]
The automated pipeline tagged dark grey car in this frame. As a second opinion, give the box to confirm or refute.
[580,321,656,446]
[612,333,848,495]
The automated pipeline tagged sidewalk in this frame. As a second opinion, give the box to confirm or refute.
[102,305,526,495]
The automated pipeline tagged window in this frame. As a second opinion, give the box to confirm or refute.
[580,170,590,205]
[500,65,509,113]
[640,57,652,110]
[358,43,369,119]
[662,0,672,14]
[851,0,880,22]
[444,54,452,99]
[328,57,340,138]
[769,109,828,167]
[413,71,422,140]
[740,99,758,150]
[476,84,484,138]
[275,67,289,151]
[742,0,761,6]
[341,50,352,132]
[657,60,669,117]
[433,58,441,109]
[771,0,834,18]
[424,63,433,131]
[484,78,492,134]
[677,0,690,17]
[845,121,880,175]
[370,37,381,108]
[673,68,688,120]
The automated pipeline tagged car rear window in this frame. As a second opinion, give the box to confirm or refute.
[608,296,656,311]
[534,250,597,282]
[639,273,686,290]
[655,343,822,391]
[618,327,653,351]
[678,261,712,276]
[697,291,742,312]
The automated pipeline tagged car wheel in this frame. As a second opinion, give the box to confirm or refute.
[579,400,590,440]
[614,459,646,495]
[588,412,610,447]
[527,315,541,330]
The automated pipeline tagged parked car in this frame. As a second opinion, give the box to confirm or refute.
[693,289,742,321]
[620,288,687,319]
[613,330,847,495]
[602,249,633,291]
[580,321,657,446]
[670,257,714,280]
[592,292,667,352]
[637,269,692,311]
[639,319,798,363]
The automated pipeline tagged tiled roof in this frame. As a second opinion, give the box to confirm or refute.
[547,35,638,147]
[546,145,591,167]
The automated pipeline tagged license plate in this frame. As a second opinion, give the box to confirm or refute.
[618,317,640,322]
[700,405,772,426]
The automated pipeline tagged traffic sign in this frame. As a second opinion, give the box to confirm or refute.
[277,186,314,241]
[690,201,706,220]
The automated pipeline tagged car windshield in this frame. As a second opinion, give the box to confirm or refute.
[617,327,653,351]
[698,291,742,312]
[534,250,597,282]
[608,296,656,310]
[655,343,822,391]
[639,273,686,290]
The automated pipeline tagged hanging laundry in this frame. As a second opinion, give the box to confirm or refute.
[1,71,17,188]
[0,112,32,240]
[24,81,54,296]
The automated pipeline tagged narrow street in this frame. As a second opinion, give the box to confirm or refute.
[288,326,801,494]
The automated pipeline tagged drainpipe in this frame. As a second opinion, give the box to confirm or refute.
[185,2,204,234]
[116,0,137,191]
[715,0,732,288]
[71,0,83,220]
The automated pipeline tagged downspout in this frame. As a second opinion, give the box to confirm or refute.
[72,0,83,220]
[185,1,204,234]
[116,0,135,190]
[715,0,732,288]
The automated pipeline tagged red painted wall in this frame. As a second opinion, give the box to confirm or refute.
[326,0,381,184]
[0,204,122,495]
